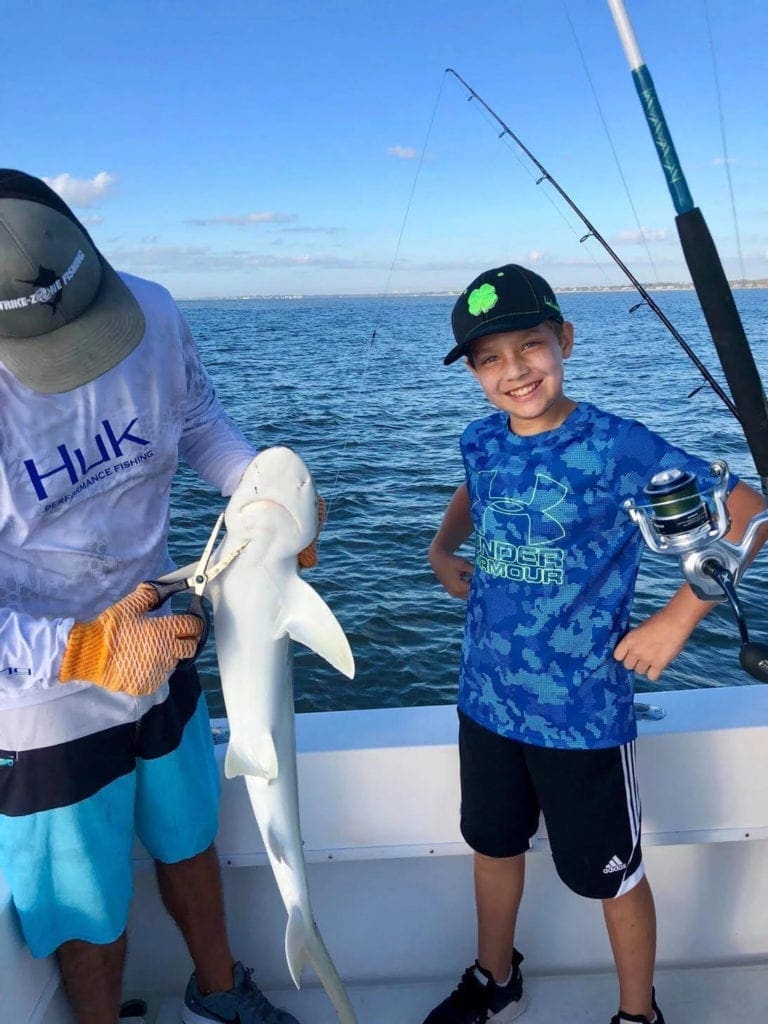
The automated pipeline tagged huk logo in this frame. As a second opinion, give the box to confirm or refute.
[24,416,151,502]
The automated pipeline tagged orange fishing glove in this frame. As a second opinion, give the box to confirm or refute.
[297,495,327,569]
[58,583,203,696]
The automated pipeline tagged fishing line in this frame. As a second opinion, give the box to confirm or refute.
[560,0,660,282]
[702,0,747,283]
[460,89,617,291]
[445,67,738,420]
[324,74,448,517]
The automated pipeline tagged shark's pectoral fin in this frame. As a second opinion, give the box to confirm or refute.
[285,905,310,989]
[278,577,355,679]
[224,733,279,781]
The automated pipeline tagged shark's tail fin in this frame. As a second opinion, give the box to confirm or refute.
[285,905,357,1024]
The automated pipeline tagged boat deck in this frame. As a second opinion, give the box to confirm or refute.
[8,695,768,1024]
[135,962,768,1023]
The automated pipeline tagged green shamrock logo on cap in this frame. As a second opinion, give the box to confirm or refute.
[467,282,498,317]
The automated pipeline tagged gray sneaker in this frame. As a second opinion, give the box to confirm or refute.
[182,962,301,1024]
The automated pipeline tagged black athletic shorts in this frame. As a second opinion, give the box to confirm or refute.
[458,710,644,900]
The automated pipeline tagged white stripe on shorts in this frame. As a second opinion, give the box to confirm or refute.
[616,740,644,897]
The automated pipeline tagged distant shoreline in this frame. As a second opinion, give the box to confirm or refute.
[178,281,768,302]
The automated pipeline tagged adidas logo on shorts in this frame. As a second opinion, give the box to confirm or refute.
[602,855,627,874]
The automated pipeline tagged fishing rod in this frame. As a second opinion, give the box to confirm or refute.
[607,0,768,495]
[445,66,738,420]
[607,0,768,682]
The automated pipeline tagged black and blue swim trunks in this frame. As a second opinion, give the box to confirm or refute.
[0,665,220,957]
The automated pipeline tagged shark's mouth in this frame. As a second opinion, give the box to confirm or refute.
[237,496,303,535]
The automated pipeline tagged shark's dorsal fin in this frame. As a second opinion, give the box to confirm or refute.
[277,576,355,679]
[224,732,279,781]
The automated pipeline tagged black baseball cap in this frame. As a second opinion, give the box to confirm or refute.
[445,263,564,365]
[0,169,145,393]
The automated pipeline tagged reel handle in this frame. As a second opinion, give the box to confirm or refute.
[739,643,768,684]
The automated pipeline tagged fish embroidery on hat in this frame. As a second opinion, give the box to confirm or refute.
[18,266,62,313]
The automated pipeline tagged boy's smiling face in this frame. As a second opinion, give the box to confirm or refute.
[467,320,575,436]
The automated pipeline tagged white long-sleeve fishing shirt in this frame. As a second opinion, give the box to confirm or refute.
[0,273,255,709]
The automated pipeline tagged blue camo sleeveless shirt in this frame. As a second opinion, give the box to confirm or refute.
[458,402,731,749]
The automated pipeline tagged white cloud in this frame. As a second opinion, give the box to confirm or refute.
[527,250,546,264]
[712,157,737,166]
[43,171,115,207]
[613,227,667,245]
[78,214,104,226]
[187,212,298,226]
[387,145,418,160]
[280,226,342,235]
[101,243,378,275]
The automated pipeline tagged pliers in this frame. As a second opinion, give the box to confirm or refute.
[145,513,249,665]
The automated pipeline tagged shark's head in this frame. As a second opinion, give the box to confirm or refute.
[225,447,319,557]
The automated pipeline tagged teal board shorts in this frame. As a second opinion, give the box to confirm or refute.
[0,666,220,958]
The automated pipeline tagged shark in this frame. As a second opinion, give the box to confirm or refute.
[204,446,357,1024]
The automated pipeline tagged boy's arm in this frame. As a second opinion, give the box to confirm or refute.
[428,483,475,600]
[614,481,768,681]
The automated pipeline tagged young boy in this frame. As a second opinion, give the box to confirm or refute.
[425,264,766,1024]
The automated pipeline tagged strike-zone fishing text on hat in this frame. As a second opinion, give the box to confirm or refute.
[0,169,145,393]
[445,263,564,365]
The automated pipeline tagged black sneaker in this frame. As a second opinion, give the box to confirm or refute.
[611,987,665,1024]
[422,950,527,1023]
[118,1000,147,1024]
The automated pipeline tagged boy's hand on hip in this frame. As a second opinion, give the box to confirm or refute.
[613,607,689,682]
[429,547,473,600]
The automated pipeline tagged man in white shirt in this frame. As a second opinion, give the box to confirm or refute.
[0,169,302,1024]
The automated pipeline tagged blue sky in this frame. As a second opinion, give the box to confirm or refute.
[3,0,765,297]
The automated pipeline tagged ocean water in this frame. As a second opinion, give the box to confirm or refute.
[169,289,768,717]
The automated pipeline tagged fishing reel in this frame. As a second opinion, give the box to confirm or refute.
[623,461,768,684]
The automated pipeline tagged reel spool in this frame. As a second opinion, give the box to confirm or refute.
[643,468,714,542]
[623,460,730,565]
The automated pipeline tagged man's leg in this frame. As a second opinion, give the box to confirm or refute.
[155,842,235,994]
[57,932,127,1024]
[475,851,526,981]
[602,875,657,1019]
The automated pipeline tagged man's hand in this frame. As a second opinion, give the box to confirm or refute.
[298,495,326,569]
[613,606,691,682]
[59,583,203,696]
